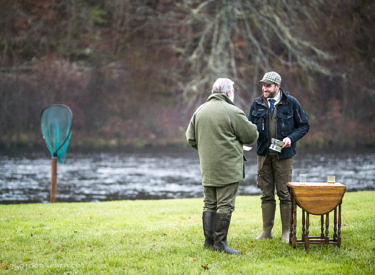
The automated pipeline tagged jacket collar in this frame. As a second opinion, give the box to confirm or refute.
[255,88,289,106]
[207,93,235,106]
[279,88,289,105]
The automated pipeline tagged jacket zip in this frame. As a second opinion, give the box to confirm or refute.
[275,104,279,159]
[297,111,303,123]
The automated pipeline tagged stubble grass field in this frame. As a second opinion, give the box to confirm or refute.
[0,191,374,274]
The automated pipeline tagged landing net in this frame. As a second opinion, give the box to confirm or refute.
[41,104,73,163]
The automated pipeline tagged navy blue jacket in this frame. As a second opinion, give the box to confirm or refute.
[248,88,309,159]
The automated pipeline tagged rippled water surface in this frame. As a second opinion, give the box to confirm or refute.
[1,150,374,203]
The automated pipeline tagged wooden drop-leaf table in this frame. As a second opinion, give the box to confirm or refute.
[287,182,346,250]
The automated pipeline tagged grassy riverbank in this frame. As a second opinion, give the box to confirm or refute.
[1,191,374,274]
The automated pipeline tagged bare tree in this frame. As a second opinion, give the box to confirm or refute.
[156,0,332,110]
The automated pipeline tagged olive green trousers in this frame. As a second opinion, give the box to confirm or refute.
[257,155,292,205]
[203,182,239,215]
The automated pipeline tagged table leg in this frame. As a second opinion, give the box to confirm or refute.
[333,207,338,242]
[304,212,310,250]
[289,191,293,245]
[320,215,324,238]
[292,194,297,248]
[325,213,329,244]
[302,209,305,241]
[338,203,342,248]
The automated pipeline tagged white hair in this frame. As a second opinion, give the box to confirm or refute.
[211,78,234,94]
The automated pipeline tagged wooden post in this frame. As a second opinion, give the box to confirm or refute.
[50,157,57,203]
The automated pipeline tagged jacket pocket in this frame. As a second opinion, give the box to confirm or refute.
[251,109,267,133]
[277,111,294,136]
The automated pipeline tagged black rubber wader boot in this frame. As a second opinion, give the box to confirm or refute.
[202,211,216,249]
[213,213,241,255]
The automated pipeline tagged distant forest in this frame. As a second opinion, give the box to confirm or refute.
[0,0,374,150]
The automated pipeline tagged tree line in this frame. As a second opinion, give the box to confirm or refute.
[0,0,374,150]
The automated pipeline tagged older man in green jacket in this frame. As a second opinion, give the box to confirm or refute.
[186,78,258,254]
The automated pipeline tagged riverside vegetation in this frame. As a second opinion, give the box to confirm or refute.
[0,191,374,274]
[1,1,374,151]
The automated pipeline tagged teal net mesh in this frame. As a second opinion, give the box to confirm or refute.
[41,104,73,164]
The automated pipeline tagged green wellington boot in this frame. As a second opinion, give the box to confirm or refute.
[256,203,276,240]
[280,203,291,243]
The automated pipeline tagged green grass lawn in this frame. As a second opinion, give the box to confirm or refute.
[0,191,374,274]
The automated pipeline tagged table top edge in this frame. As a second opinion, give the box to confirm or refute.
[287,182,346,188]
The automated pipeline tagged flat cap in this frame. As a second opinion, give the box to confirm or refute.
[259,71,281,85]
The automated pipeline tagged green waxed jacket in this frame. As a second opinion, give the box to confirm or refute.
[186,93,258,187]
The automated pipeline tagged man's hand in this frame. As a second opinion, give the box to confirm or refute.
[282,137,291,148]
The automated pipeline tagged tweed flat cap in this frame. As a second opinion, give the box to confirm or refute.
[259,71,282,85]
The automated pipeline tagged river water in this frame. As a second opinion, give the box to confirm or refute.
[0,150,374,204]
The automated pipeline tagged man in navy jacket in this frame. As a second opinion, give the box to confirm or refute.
[249,71,309,243]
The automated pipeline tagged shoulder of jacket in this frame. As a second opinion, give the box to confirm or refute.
[253,96,265,105]
[281,89,299,105]
[286,93,297,102]
[251,97,266,109]
[287,95,301,107]
[224,102,245,114]
[193,102,209,115]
